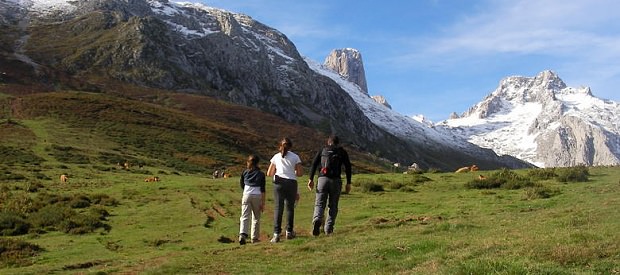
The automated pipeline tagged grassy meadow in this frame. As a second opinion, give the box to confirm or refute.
[1,91,619,274]
[1,165,619,274]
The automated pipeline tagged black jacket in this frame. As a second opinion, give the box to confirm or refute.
[308,146,352,184]
[239,168,266,192]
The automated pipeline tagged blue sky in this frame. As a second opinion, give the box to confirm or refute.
[202,0,620,121]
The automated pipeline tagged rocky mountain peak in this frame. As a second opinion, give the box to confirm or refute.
[324,48,368,94]
[496,70,565,103]
[442,70,620,167]
[371,95,391,109]
[464,70,570,119]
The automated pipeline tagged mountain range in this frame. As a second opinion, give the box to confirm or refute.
[2,0,612,170]
[437,71,620,167]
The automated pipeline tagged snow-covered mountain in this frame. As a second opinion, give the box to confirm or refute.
[307,58,530,169]
[438,71,620,167]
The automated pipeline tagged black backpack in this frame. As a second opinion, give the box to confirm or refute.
[320,146,341,178]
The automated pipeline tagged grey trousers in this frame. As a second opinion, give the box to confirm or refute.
[273,177,298,235]
[312,176,342,234]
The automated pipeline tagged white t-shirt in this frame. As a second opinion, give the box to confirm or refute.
[270,151,301,180]
[243,185,262,195]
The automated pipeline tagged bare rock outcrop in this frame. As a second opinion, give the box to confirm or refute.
[324,48,368,94]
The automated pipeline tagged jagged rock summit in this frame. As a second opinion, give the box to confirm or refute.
[324,48,368,94]
[440,70,620,167]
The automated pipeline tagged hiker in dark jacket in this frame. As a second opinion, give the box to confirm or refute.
[307,135,352,236]
[238,155,266,244]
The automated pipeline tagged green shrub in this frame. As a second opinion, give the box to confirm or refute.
[0,238,43,267]
[36,193,71,206]
[23,182,44,193]
[1,193,37,215]
[34,173,51,180]
[502,178,537,190]
[465,168,534,190]
[69,195,91,208]
[0,146,44,166]
[465,178,502,189]
[60,213,105,234]
[410,174,432,184]
[28,204,75,230]
[359,181,384,193]
[385,181,404,190]
[523,186,561,200]
[0,172,26,181]
[48,145,90,164]
[0,212,30,236]
[557,166,589,182]
[90,193,119,206]
[527,168,557,180]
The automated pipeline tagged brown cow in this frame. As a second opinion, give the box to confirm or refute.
[455,167,470,173]
[455,165,479,173]
[144,176,160,182]
[60,174,68,183]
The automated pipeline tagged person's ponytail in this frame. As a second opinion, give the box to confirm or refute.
[279,137,292,157]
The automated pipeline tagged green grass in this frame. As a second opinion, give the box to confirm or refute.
[0,91,618,274]
[0,167,618,274]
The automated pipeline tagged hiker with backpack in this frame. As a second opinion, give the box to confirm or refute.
[307,135,352,236]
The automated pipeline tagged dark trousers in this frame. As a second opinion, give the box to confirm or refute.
[273,177,298,235]
[312,176,342,233]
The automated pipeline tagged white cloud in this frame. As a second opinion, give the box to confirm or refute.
[405,0,620,61]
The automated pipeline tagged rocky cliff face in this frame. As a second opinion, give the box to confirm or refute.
[324,48,368,94]
[441,70,620,167]
[536,116,620,166]
[0,0,422,165]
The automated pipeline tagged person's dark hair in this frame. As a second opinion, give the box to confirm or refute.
[279,137,292,157]
[246,155,260,170]
[327,135,339,146]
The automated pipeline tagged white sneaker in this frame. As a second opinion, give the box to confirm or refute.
[270,234,280,243]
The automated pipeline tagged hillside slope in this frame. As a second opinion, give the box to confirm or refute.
[0,90,387,179]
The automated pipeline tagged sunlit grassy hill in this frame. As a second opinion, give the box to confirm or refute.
[0,89,387,181]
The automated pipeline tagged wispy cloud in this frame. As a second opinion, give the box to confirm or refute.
[395,0,620,66]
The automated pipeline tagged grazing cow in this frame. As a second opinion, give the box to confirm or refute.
[144,176,160,182]
[223,173,231,178]
[478,174,486,180]
[60,174,68,183]
[124,162,130,170]
[455,167,470,173]
[455,165,479,173]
